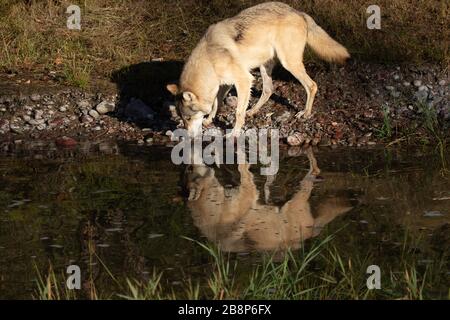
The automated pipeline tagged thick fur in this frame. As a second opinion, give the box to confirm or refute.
[167,2,350,136]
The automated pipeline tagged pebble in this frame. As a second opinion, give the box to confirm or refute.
[27,119,45,126]
[9,124,23,134]
[30,93,41,102]
[81,115,94,124]
[403,81,411,87]
[414,90,428,102]
[439,80,446,86]
[96,100,115,114]
[89,109,100,119]
[418,85,428,92]
[413,80,422,87]
[225,96,238,108]
[0,119,10,132]
[391,91,400,98]
[59,105,67,112]
[77,99,91,109]
[287,133,305,146]
[34,109,44,119]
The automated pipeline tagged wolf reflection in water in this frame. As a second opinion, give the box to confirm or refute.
[185,148,354,253]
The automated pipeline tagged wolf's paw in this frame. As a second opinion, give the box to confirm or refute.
[295,110,312,119]
[224,129,242,140]
[246,109,257,117]
[203,118,214,128]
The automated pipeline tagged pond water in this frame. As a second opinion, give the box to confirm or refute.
[0,141,448,299]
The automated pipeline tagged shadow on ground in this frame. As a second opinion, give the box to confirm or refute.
[111,60,184,111]
[110,60,183,129]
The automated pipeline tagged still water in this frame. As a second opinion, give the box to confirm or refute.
[0,141,448,299]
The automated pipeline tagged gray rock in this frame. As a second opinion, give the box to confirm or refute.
[81,115,94,124]
[275,111,291,123]
[414,90,428,103]
[89,109,100,119]
[413,80,422,87]
[390,91,401,98]
[77,99,91,109]
[439,80,446,86]
[9,124,23,134]
[96,101,115,114]
[27,119,45,126]
[59,105,68,112]
[403,81,411,87]
[0,119,9,132]
[225,96,238,108]
[124,98,155,121]
[418,85,428,92]
[34,109,44,120]
[287,133,305,146]
[30,93,41,102]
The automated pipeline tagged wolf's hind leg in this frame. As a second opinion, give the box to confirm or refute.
[280,60,317,119]
[276,28,317,119]
[247,61,275,117]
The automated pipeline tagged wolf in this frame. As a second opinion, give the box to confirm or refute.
[167,2,350,137]
[185,148,353,253]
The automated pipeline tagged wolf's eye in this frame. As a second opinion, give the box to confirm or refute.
[185,116,191,121]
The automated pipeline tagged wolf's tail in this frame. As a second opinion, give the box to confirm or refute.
[302,13,350,64]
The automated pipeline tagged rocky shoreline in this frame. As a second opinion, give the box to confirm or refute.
[0,61,448,149]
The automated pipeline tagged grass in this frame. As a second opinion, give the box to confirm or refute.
[375,104,393,139]
[33,230,449,300]
[0,0,448,87]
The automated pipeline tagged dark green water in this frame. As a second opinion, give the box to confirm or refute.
[0,141,448,299]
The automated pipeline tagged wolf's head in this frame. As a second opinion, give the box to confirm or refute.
[167,84,205,137]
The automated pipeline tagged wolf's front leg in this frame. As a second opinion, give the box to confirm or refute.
[203,98,218,127]
[229,73,253,137]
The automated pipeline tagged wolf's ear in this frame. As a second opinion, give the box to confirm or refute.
[182,91,196,103]
[166,84,179,96]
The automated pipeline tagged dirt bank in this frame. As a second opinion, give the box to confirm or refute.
[0,61,448,148]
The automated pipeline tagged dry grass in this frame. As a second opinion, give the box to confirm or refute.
[0,0,448,87]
